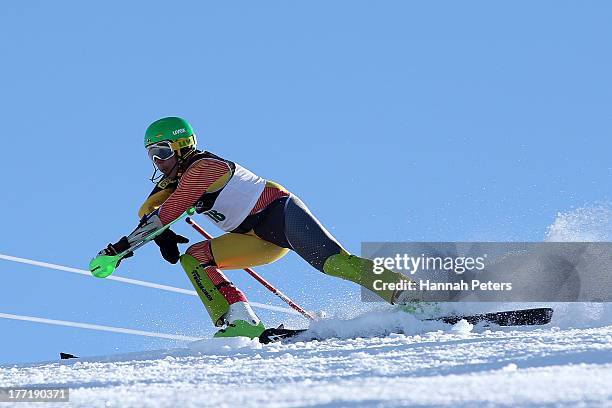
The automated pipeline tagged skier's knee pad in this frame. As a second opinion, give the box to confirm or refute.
[180,254,229,326]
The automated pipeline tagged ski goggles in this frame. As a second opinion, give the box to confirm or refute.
[147,141,175,162]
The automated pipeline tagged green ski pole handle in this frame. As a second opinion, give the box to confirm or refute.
[89,207,196,278]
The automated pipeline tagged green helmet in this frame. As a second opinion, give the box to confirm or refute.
[144,117,197,151]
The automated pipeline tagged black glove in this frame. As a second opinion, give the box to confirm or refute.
[99,236,134,267]
[154,229,189,264]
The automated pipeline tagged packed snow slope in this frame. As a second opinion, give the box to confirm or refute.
[1,303,611,408]
[2,207,612,407]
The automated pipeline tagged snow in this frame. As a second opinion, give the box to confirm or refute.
[2,206,611,407]
[450,319,473,333]
[1,307,611,407]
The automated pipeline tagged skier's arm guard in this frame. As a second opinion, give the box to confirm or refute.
[126,210,164,246]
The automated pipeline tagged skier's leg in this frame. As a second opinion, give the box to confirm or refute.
[180,252,235,327]
[180,234,288,338]
[253,195,411,304]
[211,231,290,270]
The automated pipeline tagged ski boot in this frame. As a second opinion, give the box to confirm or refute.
[213,301,266,339]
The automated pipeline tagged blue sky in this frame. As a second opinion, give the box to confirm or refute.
[1,1,610,364]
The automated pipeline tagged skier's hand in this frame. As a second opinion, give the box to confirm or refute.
[98,236,134,266]
[153,229,189,264]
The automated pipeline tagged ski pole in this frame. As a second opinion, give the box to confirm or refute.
[89,208,196,278]
[185,217,315,321]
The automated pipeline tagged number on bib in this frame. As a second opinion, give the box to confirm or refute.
[205,210,226,223]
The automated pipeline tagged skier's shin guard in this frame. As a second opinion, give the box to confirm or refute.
[322,251,409,304]
[180,254,234,326]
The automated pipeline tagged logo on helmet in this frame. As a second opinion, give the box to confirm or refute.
[173,128,186,136]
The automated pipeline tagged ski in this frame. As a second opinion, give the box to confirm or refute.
[259,326,304,344]
[428,307,554,326]
[258,307,554,344]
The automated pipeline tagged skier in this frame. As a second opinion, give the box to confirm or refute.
[98,117,411,339]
